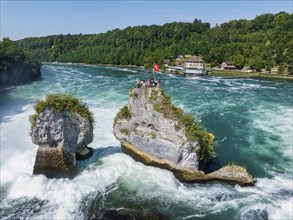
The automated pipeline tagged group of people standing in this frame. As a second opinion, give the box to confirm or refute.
[136,78,161,88]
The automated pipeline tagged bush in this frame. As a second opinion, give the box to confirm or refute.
[150,131,157,139]
[130,91,138,98]
[30,93,94,127]
[114,105,132,125]
[120,128,130,135]
[278,64,285,74]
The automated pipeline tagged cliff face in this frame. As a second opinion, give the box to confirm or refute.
[113,87,254,186]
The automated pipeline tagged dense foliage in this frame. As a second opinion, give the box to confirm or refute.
[150,88,215,166]
[0,38,41,89]
[30,94,94,127]
[16,12,292,73]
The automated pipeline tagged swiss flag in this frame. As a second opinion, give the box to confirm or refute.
[153,63,159,72]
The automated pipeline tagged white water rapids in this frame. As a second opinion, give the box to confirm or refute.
[1,64,292,219]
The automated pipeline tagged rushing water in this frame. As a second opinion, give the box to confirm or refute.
[1,64,292,220]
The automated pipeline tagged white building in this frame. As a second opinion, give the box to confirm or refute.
[183,56,205,75]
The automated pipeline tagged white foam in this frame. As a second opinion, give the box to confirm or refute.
[168,74,179,78]
[269,198,293,220]
[250,106,293,164]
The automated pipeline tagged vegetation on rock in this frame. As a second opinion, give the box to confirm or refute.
[150,131,157,139]
[120,128,130,135]
[114,105,132,125]
[0,38,41,89]
[30,93,94,127]
[151,88,215,163]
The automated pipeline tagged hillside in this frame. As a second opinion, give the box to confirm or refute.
[16,12,293,73]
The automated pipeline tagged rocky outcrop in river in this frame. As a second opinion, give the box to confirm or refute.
[30,94,94,178]
[113,87,253,186]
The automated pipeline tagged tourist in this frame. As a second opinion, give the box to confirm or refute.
[136,78,140,88]
[141,80,145,88]
[136,78,162,89]
[152,78,155,87]
[154,78,158,87]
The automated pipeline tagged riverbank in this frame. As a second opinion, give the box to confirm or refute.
[208,70,293,80]
[42,62,144,69]
[42,62,293,81]
[0,85,16,92]
[0,77,43,92]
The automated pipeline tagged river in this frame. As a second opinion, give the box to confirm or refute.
[1,64,292,219]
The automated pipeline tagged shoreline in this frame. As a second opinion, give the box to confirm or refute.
[43,62,293,80]
[42,62,145,69]
[0,77,43,92]
[208,70,293,81]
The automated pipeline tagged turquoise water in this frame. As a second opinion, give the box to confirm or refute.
[1,64,292,219]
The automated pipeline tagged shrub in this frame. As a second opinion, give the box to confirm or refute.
[30,93,94,127]
[150,131,157,139]
[114,105,132,125]
[29,114,38,127]
[120,128,130,135]
[130,91,138,98]
[149,89,159,102]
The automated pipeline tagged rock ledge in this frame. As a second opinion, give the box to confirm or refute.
[122,141,253,186]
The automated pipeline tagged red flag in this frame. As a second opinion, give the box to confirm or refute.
[153,63,159,72]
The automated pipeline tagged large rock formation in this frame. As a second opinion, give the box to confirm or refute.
[114,87,253,186]
[30,94,94,178]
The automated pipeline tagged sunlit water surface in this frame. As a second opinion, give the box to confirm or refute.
[1,64,292,219]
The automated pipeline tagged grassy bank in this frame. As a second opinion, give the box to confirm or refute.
[209,70,293,80]
[208,70,258,77]
[258,73,293,80]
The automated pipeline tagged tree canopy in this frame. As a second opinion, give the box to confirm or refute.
[16,12,293,73]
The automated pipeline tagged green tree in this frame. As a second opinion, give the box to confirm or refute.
[15,12,292,71]
[288,63,293,75]
[278,64,285,74]
[0,38,41,88]
[233,54,245,69]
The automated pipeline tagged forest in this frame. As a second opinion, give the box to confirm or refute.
[0,38,42,89]
[16,12,293,73]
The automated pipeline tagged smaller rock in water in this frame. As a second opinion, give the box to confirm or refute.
[30,94,94,179]
[76,146,93,160]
